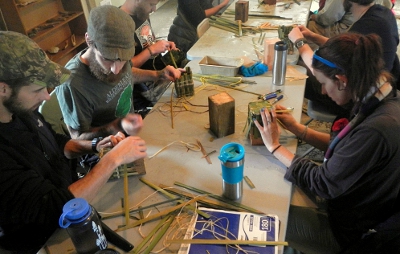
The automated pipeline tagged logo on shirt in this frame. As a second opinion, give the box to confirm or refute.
[135,20,155,49]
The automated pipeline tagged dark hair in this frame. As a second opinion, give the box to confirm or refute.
[311,33,393,109]
[0,78,31,94]
[348,0,374,5]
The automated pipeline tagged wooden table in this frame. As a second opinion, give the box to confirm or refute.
[44,1,312,253]
[45,58,307,253]
[187,0,312,61]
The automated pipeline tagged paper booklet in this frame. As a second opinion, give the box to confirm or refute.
[178,207,279,254]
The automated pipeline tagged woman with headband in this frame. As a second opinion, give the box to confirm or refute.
[254,33,400,253]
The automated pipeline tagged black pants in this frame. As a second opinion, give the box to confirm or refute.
[284,205,341,254]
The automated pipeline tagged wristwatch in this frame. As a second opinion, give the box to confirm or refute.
[294,38,308,49]
[92,137,103,152]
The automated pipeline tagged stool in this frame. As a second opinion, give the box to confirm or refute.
[307,99,337,123]
[197,18,210,38]
[299,100,337,158]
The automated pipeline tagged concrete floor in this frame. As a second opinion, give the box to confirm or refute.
[150,0,177,40]
[150,0,235,40]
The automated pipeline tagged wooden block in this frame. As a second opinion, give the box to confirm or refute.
[235,1,249,23]
[249,133,264,146]
[263,0,277,5]
[208,92,235,138]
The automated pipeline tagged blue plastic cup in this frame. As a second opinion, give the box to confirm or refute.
[218,142,245,200]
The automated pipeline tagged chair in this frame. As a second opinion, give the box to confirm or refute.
[197,18,210,38]
[307,99,337,123]
[39,91,91,175]
[38,91,69,136]
[299,100,337,158]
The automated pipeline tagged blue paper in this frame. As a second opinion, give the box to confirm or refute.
[181,208,279,254]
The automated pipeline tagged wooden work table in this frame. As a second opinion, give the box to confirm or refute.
[187,0,312,61]
[45,60,307,253]
[44,1,311,253]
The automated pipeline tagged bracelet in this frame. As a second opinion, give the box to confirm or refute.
[271,144,282,155]
[92,137,103,152]
[146,47,155,57]
[299,125,308,142]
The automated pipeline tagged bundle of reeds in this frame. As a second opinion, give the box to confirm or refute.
[209,15,252,35]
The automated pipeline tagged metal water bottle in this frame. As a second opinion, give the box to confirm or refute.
[59,198,108,254]
[218,143,245,200]
[272,41,288,86]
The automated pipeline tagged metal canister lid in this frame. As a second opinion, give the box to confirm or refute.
[274,41,288,51]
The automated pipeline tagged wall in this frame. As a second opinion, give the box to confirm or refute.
[80,0,170,21]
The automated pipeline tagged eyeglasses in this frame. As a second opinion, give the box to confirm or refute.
[312,49,343,71]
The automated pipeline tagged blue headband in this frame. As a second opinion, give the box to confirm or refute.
[313,50,343,71]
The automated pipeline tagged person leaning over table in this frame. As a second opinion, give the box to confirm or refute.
[289,0,400,116]
[167,0,231,53]
[254,33,400,253]
[120,0,183,115]
[307,0,354,38]
[56,5,182,143]
[0,31,147,253]
[308,0,393,39]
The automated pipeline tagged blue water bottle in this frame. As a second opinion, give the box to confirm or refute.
[59,198,108,254]
[218,143,245,200]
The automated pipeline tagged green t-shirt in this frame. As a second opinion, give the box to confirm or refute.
[56,49,134,132]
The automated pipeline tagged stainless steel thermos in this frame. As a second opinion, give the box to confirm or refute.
[272,41,288,86]
[218,143,245,200]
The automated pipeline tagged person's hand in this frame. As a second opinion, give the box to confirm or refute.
[168,41,177,51]
[97,132,125,151]
[274,105,297,130]
[159,65,184,81]
[121,113,143,136]
[297,25,314,41]
[109,136,147,165]
[288,26,304,43]
[149,40,176,55]
[253,107,281,152]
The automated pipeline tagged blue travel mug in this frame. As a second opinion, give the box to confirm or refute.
[218,143,245,200]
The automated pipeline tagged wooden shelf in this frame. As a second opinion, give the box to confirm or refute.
[0,0,87,65]
[28,11,83,40]
[47,34,85,63]
[16,0,45,8]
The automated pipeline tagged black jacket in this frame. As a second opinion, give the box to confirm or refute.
[0,112,75,252]
[168,0,213,53]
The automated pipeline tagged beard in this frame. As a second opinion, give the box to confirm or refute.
[134,5,150,22]
[343,0,352,13]
[87,49,124,83]
[3,89,31,116]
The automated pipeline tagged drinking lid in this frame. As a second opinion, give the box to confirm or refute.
[59,198,91,228]
[218,142,245,163]
[274,41,288,51]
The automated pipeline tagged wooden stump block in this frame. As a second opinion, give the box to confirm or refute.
[208,92,235,138]
[235,1,249,23]
[263,0,276,5]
